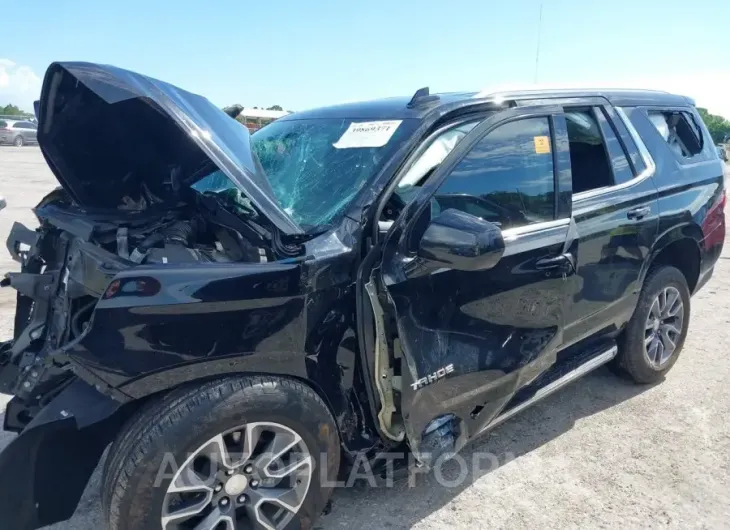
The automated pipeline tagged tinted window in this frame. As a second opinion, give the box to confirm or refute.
[565,109,614,193]
[612,107,647,174]
[595,107,634,185]
[0,120,6,128]
[433,117,556,230]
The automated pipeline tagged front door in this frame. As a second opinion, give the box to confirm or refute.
[377,107,575,463]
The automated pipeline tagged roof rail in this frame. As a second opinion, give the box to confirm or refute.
[473,86,672,100]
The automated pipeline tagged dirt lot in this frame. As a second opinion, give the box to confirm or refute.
[0,146,729,529]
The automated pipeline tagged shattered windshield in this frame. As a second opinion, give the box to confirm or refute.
[193,117,418,230]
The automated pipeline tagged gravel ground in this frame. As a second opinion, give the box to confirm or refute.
[1,146,729,529]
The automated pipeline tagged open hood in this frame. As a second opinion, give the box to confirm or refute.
[36,62,303,235]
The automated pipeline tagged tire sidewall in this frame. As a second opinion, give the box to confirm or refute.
[116,379,340,530]
[13,135,23,147]
[623,266,691,380]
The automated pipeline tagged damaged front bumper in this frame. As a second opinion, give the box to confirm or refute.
[0,222,130,529]
[0,379,122,530]
[0,221,67,403]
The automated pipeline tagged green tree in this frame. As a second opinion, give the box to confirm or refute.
[222,104,243,119]
[267,105,283,111]
[0,104,29,116]
[697,108,730,144]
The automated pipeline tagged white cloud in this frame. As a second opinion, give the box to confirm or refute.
[0,59,42,113]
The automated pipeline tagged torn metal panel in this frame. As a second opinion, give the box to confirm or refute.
[364,276,405,442]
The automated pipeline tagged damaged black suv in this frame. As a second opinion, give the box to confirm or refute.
[0,63,725,530]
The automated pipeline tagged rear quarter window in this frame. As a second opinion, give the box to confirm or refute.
[0,120,7,128]
[646,110,705,161]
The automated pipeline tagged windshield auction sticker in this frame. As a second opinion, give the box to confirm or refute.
[333,120,403,149]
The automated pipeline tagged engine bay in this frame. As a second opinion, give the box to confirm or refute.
[102,213,266,265]
[0,184,298,406]
[32,184,288,268]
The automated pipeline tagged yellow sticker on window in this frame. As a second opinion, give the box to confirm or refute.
[534,136,551,154]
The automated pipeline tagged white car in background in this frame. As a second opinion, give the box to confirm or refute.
[0,119,38,146]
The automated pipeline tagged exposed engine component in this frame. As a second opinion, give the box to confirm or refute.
[115,216,262,264]
[161,219,197,246]
[145,244,230,264]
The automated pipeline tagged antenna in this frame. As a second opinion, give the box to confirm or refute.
[534,3,543,83]
[407,87,440,108]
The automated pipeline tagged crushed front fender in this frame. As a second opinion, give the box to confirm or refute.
[0,379,123,530]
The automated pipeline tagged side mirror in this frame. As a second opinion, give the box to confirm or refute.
[418,208,504,271]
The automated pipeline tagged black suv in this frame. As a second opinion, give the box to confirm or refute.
[0,63,725,530]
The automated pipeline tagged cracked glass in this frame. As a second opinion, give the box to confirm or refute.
[210,118,418,229]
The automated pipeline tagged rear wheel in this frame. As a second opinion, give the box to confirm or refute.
[102,376,340,530]
[13,135,24,147]
[614,265,690,383]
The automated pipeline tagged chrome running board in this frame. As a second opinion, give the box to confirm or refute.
[478,345,618,436]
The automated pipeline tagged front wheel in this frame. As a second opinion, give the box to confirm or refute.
[614,265,690,383]
[102,376,341,530]
[13,135,24,147]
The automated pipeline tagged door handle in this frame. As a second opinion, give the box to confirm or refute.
[627,206,651,220]
[536,254,572,270]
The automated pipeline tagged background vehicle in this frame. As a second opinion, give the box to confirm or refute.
[717,144,728,161]
[0,63,724,530]
[0,119,38,146]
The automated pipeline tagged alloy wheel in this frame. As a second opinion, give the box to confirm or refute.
[161,422,313,530]
[644,286,684,368]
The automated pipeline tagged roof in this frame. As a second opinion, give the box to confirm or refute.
[238,108,290,119]
[282,87,695,122]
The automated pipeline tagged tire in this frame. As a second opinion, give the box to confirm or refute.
[102,376,340,530]
[13,135,24,147]
[614,265,690,384]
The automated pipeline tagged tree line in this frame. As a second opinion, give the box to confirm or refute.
[0,104,32,117]
[697,108,730,144]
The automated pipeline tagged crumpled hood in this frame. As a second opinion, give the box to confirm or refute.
[36,61,302,235]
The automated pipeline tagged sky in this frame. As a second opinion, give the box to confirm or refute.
[2,0,729,117]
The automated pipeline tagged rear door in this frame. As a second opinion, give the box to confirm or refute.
[562,105,660,347]
[377,106,576,462]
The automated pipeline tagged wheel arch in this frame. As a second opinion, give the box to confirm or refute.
[111,360,367,453]
[642,223,702,293]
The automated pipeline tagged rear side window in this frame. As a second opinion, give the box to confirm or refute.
[610,107,647,175]
[594,108,634,185]
[647,110,703,159]
[433,117,556,230]
[0,120,6,128]
[564,109,614,193]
